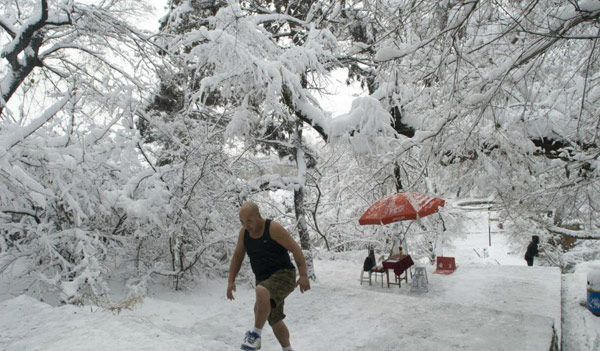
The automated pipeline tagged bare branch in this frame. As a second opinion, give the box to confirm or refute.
[0,207,40,223]
[0,16,16,37]
[510,10,600,70]
[374,0,480,62]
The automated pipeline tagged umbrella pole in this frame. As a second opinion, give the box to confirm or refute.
[401,221,414,255]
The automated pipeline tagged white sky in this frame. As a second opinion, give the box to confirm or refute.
[137,0,169,32]
[316,68,366,117]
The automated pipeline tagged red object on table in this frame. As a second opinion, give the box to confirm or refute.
[382,254,414,287]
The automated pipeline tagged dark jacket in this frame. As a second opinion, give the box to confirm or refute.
[524,236,539,261]
[363,248,376,271]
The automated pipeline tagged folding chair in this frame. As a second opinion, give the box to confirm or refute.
[360,248,385,287]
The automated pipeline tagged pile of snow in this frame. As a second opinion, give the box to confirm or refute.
[0,295,228,350]
[589,269,600,290]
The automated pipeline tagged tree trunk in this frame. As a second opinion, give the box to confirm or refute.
[292,124,316,280]
[394,161,403,192]
[294,187,316,280]
[0,0,50,116]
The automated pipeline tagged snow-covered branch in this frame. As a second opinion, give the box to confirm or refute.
[0,207,40,223]
[235,175,303,199]
[374,0,479,62]
[0,89,76,153]
[506,9,600,74]
[0,0,157,118]
[549,225,600,240]
[0,16,16,37]
[0,0,48,64]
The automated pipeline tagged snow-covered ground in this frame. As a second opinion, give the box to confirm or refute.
[562,261,600,350]
[0,220,599,350]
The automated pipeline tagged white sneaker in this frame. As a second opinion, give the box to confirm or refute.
[240,331,261,350]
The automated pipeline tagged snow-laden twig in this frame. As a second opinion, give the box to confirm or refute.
[0,88,78,154]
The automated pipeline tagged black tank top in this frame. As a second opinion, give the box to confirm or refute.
[244,219,295,281]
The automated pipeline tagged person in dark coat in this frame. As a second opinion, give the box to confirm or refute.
[524,235,540,266]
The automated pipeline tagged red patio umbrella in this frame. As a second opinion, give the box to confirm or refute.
[359,192,445,225]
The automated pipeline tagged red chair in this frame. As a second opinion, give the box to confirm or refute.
[434,256,456,274]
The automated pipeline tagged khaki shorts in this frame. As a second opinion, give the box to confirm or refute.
[257,269,296,326]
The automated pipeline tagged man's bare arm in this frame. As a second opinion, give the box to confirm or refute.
[270,221,311,293]
[227,228,246,300]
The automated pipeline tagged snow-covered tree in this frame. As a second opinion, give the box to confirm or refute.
[0,0,162,302]
[345,0,600,269]
[3,0,600,307]
[150,0,353,280]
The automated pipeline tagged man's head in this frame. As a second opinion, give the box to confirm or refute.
[239,202,264,233]
[532,235,539,243]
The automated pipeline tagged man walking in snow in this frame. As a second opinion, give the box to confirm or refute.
[524,235,540,266]
[227,202,310,351]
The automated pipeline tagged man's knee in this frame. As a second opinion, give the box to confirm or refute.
[256,285,271,301]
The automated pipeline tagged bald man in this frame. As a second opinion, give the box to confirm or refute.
[227,202,310,351]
